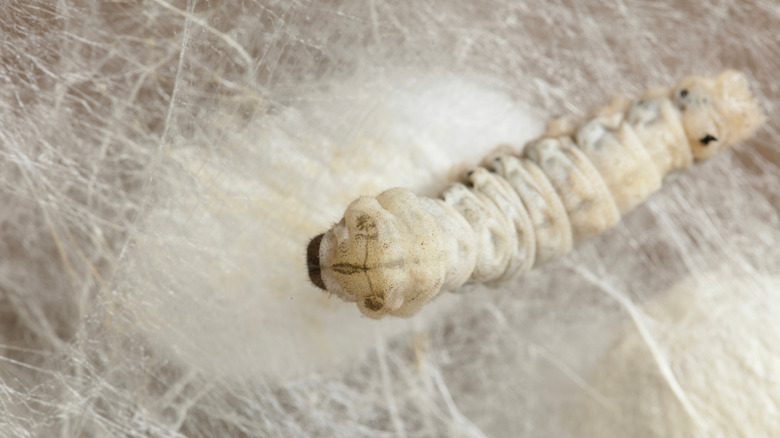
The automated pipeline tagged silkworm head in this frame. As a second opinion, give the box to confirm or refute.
[312,188,448,319]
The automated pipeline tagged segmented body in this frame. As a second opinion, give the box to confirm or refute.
[307,71,764,319]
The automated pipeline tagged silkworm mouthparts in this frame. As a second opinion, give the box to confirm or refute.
[307,233,326,290]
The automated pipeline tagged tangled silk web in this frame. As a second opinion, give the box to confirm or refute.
[1,1,779,437]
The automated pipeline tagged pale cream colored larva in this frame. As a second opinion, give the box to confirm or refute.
[306,71,765,319]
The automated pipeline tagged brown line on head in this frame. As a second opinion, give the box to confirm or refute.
[306,233,326,290]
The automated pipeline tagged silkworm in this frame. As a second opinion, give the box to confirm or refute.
[306,70,765,319]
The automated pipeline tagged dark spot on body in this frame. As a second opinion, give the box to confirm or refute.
[307,234,326,290]
[355,214,376,232]
[699,134,717,146]
[675,89,690,111]
[364,295,384,311]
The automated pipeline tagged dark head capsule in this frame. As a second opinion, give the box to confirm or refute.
[306,234,326,290]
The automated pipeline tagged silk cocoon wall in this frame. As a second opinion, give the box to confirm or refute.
[1,1,778,436]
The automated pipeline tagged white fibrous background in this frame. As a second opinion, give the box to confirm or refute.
[2,1,780,437]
